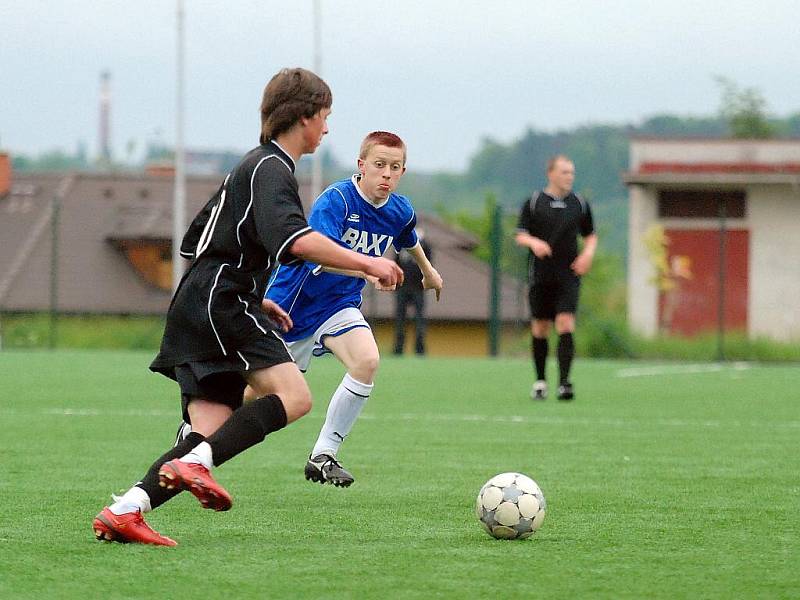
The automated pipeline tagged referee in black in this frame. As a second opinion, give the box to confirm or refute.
[515,155,597,401]
[92,68,403,546]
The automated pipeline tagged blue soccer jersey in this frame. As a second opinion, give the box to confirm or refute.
[265,175,418,341]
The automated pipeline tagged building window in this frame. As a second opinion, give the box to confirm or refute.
[112,240,173,291]
[658,190,746,218]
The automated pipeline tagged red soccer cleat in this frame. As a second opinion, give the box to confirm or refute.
[92,507,177,546]
[158,460,233,512]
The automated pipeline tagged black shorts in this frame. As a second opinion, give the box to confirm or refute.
[152,333,293,422]
[528,274,581,321]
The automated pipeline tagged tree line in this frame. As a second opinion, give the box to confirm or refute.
[398,110,800,258]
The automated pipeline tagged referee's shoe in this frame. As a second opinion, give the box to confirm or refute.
[531,380,547,401]
[558,381,575,401]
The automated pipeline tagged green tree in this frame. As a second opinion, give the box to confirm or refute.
[716,76,775,139]
[11,148,89,172]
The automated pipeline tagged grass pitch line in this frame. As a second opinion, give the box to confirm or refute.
[22,408,720,428]
[9,402,797,431]
[616,362,751,378]
[39,407,175,417]
[358,412,800,430]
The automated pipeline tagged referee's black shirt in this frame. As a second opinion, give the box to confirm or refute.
[516,191,594,282]
[151,141,312,368]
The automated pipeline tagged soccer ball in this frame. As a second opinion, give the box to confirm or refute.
[475,472,546,540]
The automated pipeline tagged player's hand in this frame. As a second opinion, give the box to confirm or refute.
[531,239,552,259]
[364,274,396,291]
[365,257,404,288]
[571,253,593,276]
[260,299,293,332]
[422,268,443,302]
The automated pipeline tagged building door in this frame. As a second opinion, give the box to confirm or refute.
[658,229,749,336]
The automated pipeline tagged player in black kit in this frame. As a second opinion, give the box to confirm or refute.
[515,155,597,401]
[91,68,403,546]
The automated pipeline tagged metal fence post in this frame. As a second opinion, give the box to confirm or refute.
[49,193,60,349]
[716,196,727,361]
[488,196,501,356]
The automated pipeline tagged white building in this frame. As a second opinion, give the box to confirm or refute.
[624,139,800,342]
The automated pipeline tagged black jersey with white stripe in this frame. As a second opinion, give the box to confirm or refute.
[151,141,312,368]
[516,191,594,281]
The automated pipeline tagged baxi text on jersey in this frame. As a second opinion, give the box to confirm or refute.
[341,228,394,256]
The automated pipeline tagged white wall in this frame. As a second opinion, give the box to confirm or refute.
[748,185,800,341]
[627,186,659,336]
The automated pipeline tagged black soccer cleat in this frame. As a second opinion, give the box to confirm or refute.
[531,380,547,401]
[558,381,574,401]
[304,453,354,487]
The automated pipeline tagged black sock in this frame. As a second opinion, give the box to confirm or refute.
[532,336,548,381]
[136,431,206,510]
[206,395,288,467]
[557,332,574,384]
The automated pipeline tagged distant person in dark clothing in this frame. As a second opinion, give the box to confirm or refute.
[515,155,597,402]
[394,229,435,355]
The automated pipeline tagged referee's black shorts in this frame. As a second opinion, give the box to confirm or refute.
[528,273,581,321]
[153,333,293,422]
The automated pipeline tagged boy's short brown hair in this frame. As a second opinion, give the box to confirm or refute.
[259,68,332,143]
[359,131,407,164]
[546,154,572,173]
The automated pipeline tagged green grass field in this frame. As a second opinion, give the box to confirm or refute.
[1,351,798,599]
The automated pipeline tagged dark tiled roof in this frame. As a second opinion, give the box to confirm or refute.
[107,201,172,241]
[0,171,525,322]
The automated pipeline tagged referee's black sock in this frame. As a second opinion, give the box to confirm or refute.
[557,332,574,384]
[532,336,548,381]
[136,431,206,510]
[206,395,288,467]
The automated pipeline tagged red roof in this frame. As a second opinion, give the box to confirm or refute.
[638,161,800,174]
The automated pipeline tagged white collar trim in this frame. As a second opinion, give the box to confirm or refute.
[271,140,296,171]
[351,174,390,209]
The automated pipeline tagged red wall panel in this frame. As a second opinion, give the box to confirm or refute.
[658,229,748,336]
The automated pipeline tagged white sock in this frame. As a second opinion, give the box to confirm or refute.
[311,373,372,458]
[108,485,151,515]
[180,441,214,469]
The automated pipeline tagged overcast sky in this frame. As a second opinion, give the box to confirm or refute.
[2,0,799,172]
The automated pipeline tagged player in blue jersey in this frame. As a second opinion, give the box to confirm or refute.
[263,131,443,486]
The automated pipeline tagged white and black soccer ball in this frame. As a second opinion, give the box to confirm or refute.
[475,472,546,540]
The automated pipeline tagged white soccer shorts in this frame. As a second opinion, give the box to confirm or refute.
[286,307,371,372]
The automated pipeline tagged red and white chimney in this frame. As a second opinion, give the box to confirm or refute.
[0,152,11,197]
[99,70,112,162]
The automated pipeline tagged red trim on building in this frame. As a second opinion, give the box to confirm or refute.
[639,162,800,174]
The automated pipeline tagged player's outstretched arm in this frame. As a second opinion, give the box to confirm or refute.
[407,242,443,301]
[320,266,371,279]
[317,267,397,291]
[514,231,552,258]
[290,231,403,288]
